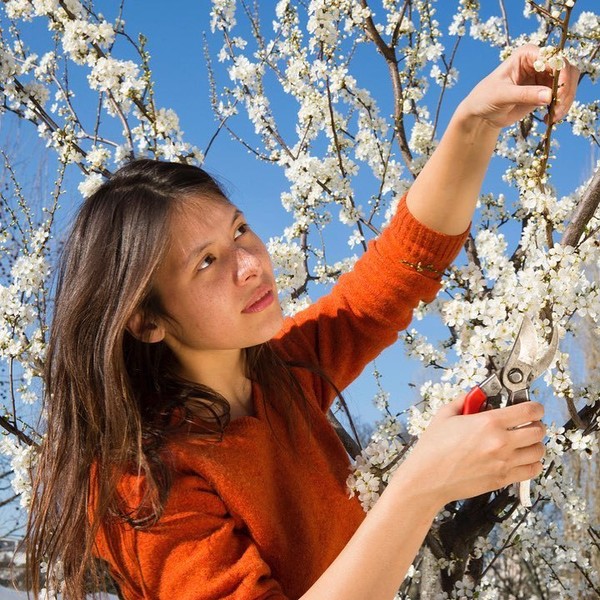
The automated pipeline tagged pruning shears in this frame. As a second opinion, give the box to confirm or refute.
[461,315,559,506]
[462,316,559,414]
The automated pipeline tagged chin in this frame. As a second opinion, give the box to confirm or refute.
[257,312,285,345]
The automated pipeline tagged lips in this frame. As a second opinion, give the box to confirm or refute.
[242,285,275,313]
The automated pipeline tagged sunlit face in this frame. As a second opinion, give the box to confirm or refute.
[152,195,283,369]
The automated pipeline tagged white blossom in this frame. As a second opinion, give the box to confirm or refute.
[11,253,49,297]
[0,436,37,508]
[409,120,436,156]
[566,100,599,138]
[347,434,405,511]
[85,145,111,169]
[533,46,566,72]
[87,57,145,112]
[210,0,236,32]
[78,172,104,198]
[61,19,115,65]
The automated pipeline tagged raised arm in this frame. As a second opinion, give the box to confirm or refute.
[406,44,579,235]
[298,46,577,600]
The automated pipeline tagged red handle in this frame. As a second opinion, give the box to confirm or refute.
[462,386,487,415]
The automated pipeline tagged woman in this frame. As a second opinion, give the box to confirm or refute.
[27,45,578,599]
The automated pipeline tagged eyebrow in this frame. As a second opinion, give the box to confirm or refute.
[182,208,244,269]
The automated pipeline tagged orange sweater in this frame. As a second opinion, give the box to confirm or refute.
[93,197,468,599]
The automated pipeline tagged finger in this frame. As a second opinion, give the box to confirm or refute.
[553,63,580,122]
[512,43,545,74]
[496,401,545,429]
[494,83,553,110]
[438,395,466,418]
[509,44,554,86]
[508,460,544,485]
[514,441,546,466]
[508,420,547,447]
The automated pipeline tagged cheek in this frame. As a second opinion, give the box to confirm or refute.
[257,245,275,273]
[247,235,270,260]
[169,294,236,347]
[187,288,227,320]
[161,282,220,328]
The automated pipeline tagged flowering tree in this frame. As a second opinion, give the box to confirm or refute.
[0,0,599,597]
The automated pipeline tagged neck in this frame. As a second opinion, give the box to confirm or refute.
[176,349,254,419]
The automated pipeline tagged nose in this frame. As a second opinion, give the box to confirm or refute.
[235,246,261,283]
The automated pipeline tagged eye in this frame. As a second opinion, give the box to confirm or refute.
[198,254,216,271]
[234,223,249,239]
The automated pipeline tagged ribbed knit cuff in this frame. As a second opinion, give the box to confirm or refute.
[385,194,470,280]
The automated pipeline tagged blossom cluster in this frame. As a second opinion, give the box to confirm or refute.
[347,422,405,511]
[0,229,49,369]
[0,0,204,200]
[533,46,566,72]
[0,436,37,508]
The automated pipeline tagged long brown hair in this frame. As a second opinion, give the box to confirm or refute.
[26,159,310,599]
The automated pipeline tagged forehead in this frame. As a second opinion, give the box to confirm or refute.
[163,195,239,266]
[172,194,234,229]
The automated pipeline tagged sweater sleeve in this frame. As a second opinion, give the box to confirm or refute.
[96,473,288,600]
[272,194,468,412]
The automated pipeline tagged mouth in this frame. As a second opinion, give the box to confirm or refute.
[242,285,275,313]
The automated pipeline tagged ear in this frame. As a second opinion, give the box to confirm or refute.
[126,311,166,344]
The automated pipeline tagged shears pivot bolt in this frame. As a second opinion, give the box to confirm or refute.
[507,369,524,384]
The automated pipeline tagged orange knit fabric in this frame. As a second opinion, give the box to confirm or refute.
[93,196,468,599]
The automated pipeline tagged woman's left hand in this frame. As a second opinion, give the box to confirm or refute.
[457,44,579,130]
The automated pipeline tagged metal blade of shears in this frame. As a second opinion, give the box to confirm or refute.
[501,316,557,405]
[529,325,559,381]
[502,316,559,507]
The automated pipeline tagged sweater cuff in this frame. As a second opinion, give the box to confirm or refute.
[386,194,469,280]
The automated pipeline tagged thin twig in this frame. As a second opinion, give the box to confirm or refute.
[498,0,511,46]
[481,499,537,578]
[537,6,574,182]
[432,36,462,137]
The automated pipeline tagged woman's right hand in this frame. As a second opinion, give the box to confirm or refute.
[302,397,545,600]
[398,397,546,508]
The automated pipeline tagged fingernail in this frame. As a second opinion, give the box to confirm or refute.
[539,89,552,104]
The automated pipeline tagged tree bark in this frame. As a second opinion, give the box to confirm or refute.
[562,164,600,248]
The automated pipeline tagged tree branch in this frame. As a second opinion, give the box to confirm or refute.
[359,0,414,172]
[561,164,600,248]
[0,415,36,447]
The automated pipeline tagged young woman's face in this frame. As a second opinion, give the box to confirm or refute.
[152,195,283,365]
